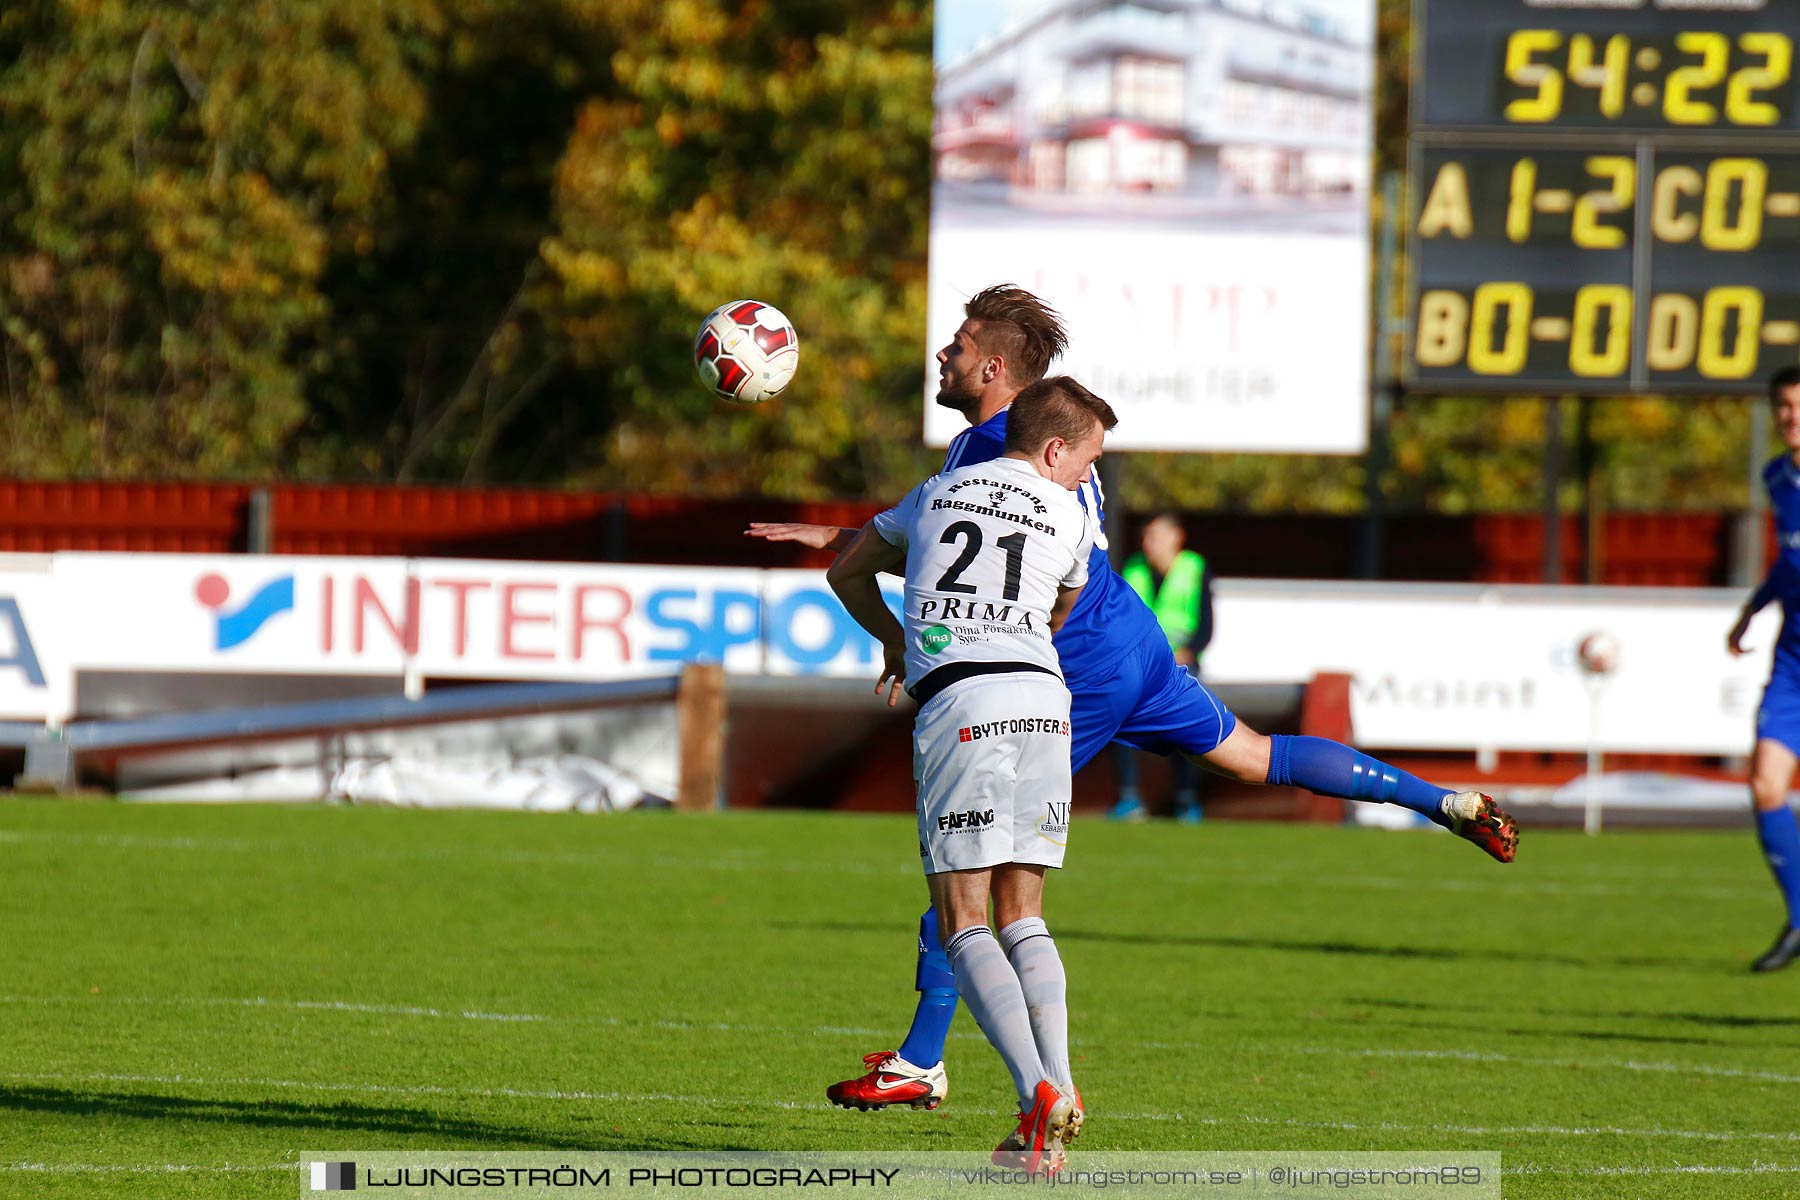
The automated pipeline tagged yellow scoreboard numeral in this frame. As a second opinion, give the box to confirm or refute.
[1469,283,1534,376]
[1569,34,1628,118]
[1727,33,1793,126]
[1507,159,1539,243]
[1647,295,1700,372]
[1572,157,1634,249]
[1700,158,1768,251]
[1699,286,1764,378]
[1416,291,1470,368]
[1666,32,1730,125]
[1652,166,1703,243]
[1571,286,1632,377]
[1505,30,1565,123]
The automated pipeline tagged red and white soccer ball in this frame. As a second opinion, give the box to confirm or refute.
[1577,630,1620,676]
[693,300,799,404]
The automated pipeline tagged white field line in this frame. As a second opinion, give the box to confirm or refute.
[0,828,1770,899]
[1269,873,1767,903]
[0,829,912,878]
[1506,1162,1800,1176]
[0,830,277,852]
[1296,1045,1800,1087]
[0,995,548,1023]
[0,994,899,1036]
[8,992,1796,1087]
[7,1069,1799,1145]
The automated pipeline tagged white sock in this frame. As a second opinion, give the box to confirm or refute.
[999,916,1072,1095]
[945,924,1044,1108]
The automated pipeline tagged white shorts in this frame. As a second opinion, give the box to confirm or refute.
[912,672,1074,875]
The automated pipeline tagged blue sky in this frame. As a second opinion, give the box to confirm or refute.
[934,0,1032,64]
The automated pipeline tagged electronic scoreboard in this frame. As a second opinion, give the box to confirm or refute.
[1407,0,1800,393]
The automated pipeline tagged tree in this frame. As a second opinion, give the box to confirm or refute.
[291,0,618,484]
[0,0,1764,514]
[0,0,440,477]
[541,0,937,499]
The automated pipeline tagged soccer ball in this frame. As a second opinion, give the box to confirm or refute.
[1576,631,1620,676]
[693,300,799,404]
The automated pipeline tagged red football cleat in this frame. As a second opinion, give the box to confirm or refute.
[992,1080,1076,1174]
[826,1051,948,1111]
[1444,791,1519,863]
[1065,1084,1085,1145]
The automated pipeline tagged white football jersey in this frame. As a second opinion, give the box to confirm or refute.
[872,456,1094,691]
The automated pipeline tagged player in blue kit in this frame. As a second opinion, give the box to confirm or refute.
[1727,365,1800,972]
[748,284,1518,1111]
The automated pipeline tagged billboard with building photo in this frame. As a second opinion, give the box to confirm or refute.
[926,0,1375,452]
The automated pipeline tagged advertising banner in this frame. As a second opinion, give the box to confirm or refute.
[54,554,414,675]
[759,570,905,679]
[30,555,1782,755]
[49,556,896,685]
[926,0,1376,452]
[411,560,769,680]
[0,556,58,721]
[1205,581,1778,755]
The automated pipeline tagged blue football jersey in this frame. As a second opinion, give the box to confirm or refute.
[943,409,1166,687]
[1759,455,1800,675]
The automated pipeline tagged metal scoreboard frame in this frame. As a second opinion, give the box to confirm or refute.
[1405,0,1800,395]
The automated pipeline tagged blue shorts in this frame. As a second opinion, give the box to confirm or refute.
[1068,637,1237,771]
[1758,671,1800,757]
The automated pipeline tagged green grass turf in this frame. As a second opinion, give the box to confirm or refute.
[2,797,1799,1198]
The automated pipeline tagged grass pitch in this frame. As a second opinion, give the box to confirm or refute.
[3,796,1799,1198]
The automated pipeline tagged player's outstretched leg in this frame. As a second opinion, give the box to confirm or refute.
[1749,738,1800,972]
[826,908,954,1110]
[1206,728,1519,862]
[1265,734,1519,862]
[1134,663,1517,860]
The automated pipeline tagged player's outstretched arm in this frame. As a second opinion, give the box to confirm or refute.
[826,523,909,706]
[744,523,857,553]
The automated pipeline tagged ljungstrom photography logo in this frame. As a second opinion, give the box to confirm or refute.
[309,1161,356,1191]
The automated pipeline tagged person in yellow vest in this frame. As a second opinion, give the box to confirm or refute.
[1110,513,1213,822]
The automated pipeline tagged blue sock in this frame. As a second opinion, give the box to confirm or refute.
[897,908,958,1067]
[1266,735,1450,827]
[1755,807,1800,931]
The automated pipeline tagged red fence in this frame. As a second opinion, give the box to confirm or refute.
[0,479,1764,586]
[1139,511,1744,587]
[0,480,878,568]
